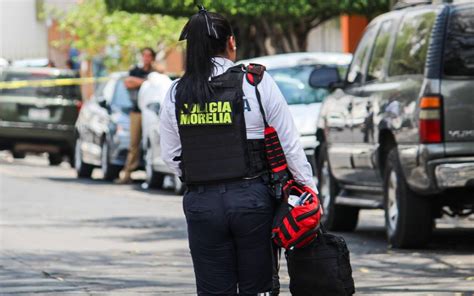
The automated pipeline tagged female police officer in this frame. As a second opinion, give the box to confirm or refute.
[160,6,316,295]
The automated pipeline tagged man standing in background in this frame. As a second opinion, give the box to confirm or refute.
[116,47,156,184]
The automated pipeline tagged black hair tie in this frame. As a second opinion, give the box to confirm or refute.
[179,4,219,41]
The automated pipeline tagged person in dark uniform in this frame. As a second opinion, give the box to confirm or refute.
[116,47,156,184]
[160,7,315,295]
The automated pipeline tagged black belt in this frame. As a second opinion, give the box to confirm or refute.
[187,173,270,192]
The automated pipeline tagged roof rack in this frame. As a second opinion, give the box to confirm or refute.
[392,0,456,10]
[392,0,432,10]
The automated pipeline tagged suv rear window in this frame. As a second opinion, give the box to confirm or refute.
[389,10,437,76]
[0,72,81,99]
[443,6,474,77]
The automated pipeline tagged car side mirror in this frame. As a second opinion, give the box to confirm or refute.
[309,66,343,90]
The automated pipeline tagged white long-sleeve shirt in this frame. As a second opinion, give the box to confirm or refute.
[159,57,316,190]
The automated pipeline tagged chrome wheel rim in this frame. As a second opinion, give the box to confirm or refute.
[320,160,331,211]
[387,170,399,231]
[74,138,82,170]
[101,142,108,174]
[145,147,153,183]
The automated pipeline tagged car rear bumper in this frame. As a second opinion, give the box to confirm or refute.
[432,158,474,189]
[0,122,75,152]
[399,143,474,194]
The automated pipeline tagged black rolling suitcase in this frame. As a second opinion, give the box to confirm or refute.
[286,226,355,296]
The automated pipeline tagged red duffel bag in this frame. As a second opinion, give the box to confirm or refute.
[272,180,322,250]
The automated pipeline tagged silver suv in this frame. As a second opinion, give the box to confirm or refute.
[310,2,474,248]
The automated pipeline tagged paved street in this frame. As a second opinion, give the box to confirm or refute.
[1,152,473,295]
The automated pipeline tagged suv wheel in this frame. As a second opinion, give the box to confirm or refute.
[145,143,164,188]
[74,137,93,178]
[12,151,26,159]
[384,148,433,248]
[48,153,63,166]
[101,140,121,181]
[317,143,359,231]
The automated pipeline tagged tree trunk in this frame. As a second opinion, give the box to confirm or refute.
[232,15,334,60]
[235,22,310,59]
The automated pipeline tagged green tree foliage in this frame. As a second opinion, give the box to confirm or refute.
[51,0,186,70]
[105,0,391,58]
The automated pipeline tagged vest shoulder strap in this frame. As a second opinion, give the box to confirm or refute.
[210,65,245,88]
[245,63,269,127]
[245,63,266,86]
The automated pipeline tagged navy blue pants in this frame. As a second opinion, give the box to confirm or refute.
[183,178,274,295]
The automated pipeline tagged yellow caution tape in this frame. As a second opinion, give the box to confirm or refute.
[0,76,109,90]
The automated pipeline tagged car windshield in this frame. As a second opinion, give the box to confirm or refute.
[111,80,133,110]
[268,65,346,105]
[0,72,80,99]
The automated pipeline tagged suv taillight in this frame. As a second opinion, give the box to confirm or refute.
[419,96,442,143]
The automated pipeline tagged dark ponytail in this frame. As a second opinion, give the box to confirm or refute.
[176,10,233,110]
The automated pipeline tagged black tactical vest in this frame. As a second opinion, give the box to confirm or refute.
[175,65,267,184]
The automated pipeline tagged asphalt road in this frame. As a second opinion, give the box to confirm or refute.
[1,152,473,295]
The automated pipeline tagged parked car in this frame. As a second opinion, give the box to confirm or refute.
[0,67,81,165]
[311,1,474,248]
[74,72,135,181]
[11,58,49,68]
[137,72,174,189]
[239,52,352,175]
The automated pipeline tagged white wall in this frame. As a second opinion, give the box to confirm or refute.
[0,0,48,60]
[0,0,75,61]
[307,17,342,53]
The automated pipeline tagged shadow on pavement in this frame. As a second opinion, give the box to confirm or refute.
[429,227,474,252]
[46,176,110,185]
[0,249,196,294]
[130,183,180,197]
[44,176,180,197]
[340,225,474,294]
[341,225,474,256]
[81,216,188,242]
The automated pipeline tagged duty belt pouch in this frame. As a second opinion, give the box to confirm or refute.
[286,226,355,296]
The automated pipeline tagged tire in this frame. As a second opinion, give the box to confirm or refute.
[68,149,75,167]
[384,148,433,248]
[48,153,63,166]
[173,174,186,195]
[317,143,359,231]
[145,144,164,188]
[74,137,93,178]
[101,140,121,181]
[12,151,26,159]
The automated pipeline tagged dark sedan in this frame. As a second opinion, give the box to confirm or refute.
[74,72,135,181]
[0,67,81,165]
